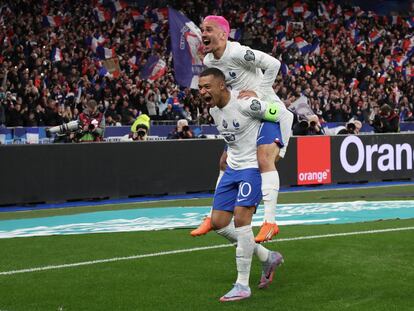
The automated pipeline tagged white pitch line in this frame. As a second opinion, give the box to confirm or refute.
[1,226,413,276]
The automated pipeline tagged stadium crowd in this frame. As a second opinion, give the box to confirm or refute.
[0,0,413,131]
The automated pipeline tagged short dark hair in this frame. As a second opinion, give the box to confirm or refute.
[199,67,225,81]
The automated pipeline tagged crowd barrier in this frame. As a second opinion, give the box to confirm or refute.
[1,133,413,205]
[1,122,414,144]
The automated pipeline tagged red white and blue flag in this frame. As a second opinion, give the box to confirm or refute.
[140,55,167,81]
[51,47,63,62]
[42,15,62,27]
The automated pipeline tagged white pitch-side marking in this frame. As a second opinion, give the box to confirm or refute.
[1,226,413,276]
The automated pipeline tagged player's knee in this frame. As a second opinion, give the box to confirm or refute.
[211,216,229,230]
[233,214,250,228]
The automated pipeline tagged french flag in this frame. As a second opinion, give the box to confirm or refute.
[389,16,402,25]
[293,2,305,13]
[349,78,359,90]
[229,28,242,41]
[96,46,116,60]
[128,55,140,71]
[94,6,111,22]
[140,55,167,81]
[131,9,144,21]
[312,29,323,37]
[111,0,127,12]
[152,8,168,21]
[349,29,359,44]
[146,37,154,49]
[369,30,383,44]
[317,3,330,20]
[42,15,62,27]
[303,10,314,20]
[51,47,63,62]
[309,38,321,55]
[295,37,310,54]
[344,11,354,20]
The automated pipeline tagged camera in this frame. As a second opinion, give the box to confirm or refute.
[309,121,317,128]
[346,123,356,132]
[45,120,82,137]
[182,125,189,132]
[137,129,147,137]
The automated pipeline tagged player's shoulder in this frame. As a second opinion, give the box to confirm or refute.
[203,53,214,66]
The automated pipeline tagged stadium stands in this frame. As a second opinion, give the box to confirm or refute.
[0,0,413,130]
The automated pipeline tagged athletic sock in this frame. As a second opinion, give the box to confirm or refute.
[208,170,225,217]
[216,222,270,262]
[235,225,255,286]
[261,171,279,223]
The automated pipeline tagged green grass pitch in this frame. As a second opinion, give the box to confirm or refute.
[0,185,413,311]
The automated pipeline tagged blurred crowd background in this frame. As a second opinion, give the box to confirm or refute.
[0,0,413,133]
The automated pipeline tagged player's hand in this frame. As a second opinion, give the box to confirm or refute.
[238,90,257,99]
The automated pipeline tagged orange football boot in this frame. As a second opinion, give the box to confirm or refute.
[255,222,280,243]
[190,216,213,236]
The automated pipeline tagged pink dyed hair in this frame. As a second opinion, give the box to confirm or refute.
[204,15,230,38]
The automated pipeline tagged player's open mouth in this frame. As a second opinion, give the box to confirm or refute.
[203,39,211,47]
[203,95,212,103]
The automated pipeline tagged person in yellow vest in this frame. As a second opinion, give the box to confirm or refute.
[123,114,151,141]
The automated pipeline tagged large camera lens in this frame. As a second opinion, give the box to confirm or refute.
[182,125,189,132]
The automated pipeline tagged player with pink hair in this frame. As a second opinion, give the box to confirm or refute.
[191,15,293,244]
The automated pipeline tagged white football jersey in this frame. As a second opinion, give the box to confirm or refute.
[209,91,281,170]
[204,41,281,102]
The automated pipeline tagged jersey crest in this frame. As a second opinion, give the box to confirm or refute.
[250,99,261,111]
[244,50,255,61]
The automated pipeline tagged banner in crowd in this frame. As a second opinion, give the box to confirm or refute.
[168,8,204,89]
[140,55,167,81]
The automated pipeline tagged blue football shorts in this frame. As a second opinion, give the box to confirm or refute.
[256,121,284,147]
[213,167,262,212]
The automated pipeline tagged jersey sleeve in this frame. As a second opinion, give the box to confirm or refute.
[241,98,292,124]
[231,45,281,90]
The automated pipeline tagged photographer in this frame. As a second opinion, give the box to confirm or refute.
[334,120,362,135]
[292,114,325,136]
[78,99,105,142]
[369,104,400,133]
[123,114,151,141]
[167,119,194,139]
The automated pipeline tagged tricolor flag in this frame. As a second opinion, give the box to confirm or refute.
[94,6,111,22]
[140,55,167,81]
[51,47,63,62]
[309,38,321,55]
[131,9,144,21]
[96,46,116,60]
[349,28,359,44]
[369,30,383,44]
[42,15,62,27]
[295,37,311,54]
[317,3,330,20]
[151,8,168,21]
[229,28,242,41]
[389,15,402,25]
[293,1,305,13]
[128,55,140,71]
[111,0,127,12]
[349,78,359,90]
[169,8,203,88]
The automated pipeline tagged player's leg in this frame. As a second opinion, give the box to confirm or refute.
[219,169,258,302]
[255,122,283,242]
[190,150,227,236]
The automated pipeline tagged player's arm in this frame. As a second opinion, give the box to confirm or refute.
[242,98,293,126]
[233,46,281,92]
